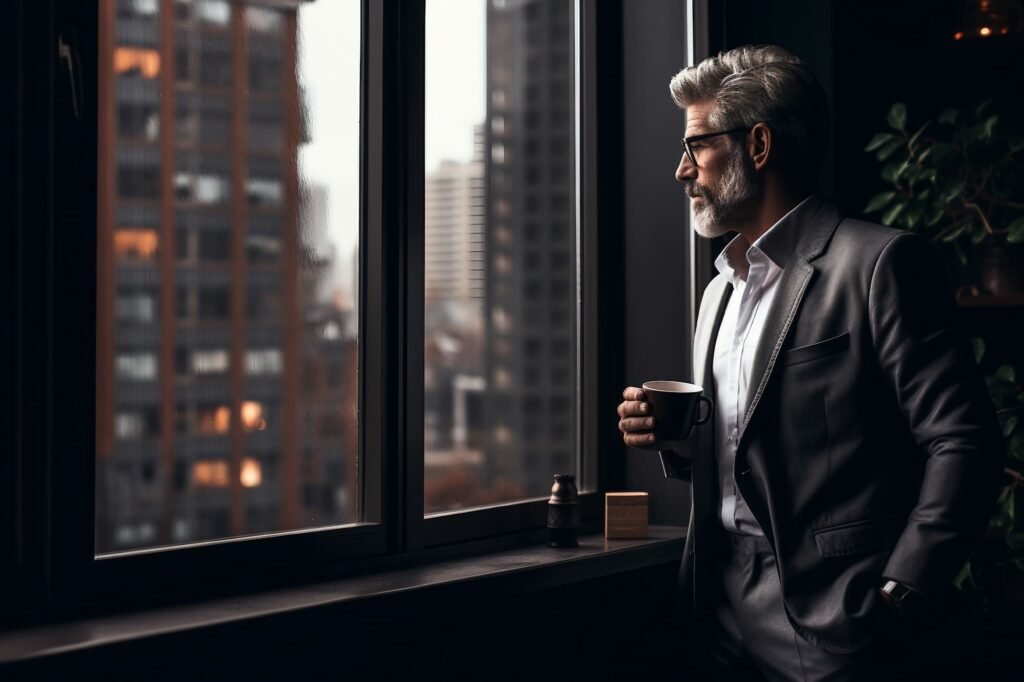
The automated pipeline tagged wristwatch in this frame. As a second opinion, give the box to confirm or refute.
[879,579,925,617]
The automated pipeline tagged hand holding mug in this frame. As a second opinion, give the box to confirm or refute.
[617,382,713,451]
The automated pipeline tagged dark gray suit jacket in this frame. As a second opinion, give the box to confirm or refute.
[659,195,1004,654]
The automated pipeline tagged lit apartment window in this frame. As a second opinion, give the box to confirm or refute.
[193,459,231,487]
[196,405,231,435]
[114,46,161,78]
[114,229,159,261]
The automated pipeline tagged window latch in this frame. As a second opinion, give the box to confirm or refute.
[58,29,83,120]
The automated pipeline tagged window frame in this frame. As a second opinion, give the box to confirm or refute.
[7,0,620,619]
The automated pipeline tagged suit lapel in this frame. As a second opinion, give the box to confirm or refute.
[735,197,845,450]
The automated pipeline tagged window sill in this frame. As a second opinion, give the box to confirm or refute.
[0,525,685,667]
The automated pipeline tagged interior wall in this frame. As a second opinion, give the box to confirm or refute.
[620,0,694,527]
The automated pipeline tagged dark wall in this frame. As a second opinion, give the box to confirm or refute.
[621,0,693,526]
[718,0,1024,221]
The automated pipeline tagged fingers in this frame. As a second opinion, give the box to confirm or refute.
[621,386,646,402]
[616,393,650,420]
[619,416,654,432]
[624,431,657,447]
[618,387,655,448]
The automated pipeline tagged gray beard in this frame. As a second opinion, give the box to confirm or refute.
[689,149,758,239]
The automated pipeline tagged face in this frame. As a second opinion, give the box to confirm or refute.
[676,100,758,238]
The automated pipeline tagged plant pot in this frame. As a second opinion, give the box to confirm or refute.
[976,239,1024,296]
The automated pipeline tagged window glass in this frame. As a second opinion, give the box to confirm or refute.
[97,0,361,553]
[423,0,578,514]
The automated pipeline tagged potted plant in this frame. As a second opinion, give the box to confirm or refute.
[864,101,1024,296]
[955,338,1024,609]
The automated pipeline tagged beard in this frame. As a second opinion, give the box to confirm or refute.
[684,146,758,239]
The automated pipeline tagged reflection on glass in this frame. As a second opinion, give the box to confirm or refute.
[424,0,578,515]
[97,0,361,553]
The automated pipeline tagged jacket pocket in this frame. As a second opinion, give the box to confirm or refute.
[782,331,850,366]
[813,516,903,557]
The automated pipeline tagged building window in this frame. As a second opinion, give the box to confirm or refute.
[114,46,161,78]
[94,0,363,557]
[116,352,158,381]
[114,228,159,261]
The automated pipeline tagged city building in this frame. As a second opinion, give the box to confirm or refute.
[97,0,355,552]
[482,0,577,496]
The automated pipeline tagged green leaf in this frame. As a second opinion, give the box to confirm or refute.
[865,132,898,152]
[971,338,986,364]
[942,222,969,242]
[888,103,907,132]
[942,181,966,204]
[1008,216,1024,244]
[982,115,999,140]
[1004,416,1020,439]
[877,139,905,162]
[908,122,930,150]
[971,223,989,244]
[881,160,905,182]
[975,99,993,118]
[938,108,960,125]
[925,204,946,226]
[996,365,1017,384]
[953,240,968,266]
[903,202,925,229]
[881,202,906,226]
[865,191,896,213]
[1010,430,1024,461]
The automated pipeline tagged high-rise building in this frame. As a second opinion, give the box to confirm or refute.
[97,0,355,552]
[483,0,577,494]
[424,156,486,318]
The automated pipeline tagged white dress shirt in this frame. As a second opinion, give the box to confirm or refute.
[712,197,810,536]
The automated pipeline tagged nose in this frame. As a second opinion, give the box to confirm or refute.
[675,151,695,182]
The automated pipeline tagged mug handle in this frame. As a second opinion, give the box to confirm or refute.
[694,395,713,426]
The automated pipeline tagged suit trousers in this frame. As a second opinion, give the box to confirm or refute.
[689,530,930,682]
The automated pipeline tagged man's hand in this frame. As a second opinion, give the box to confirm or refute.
[617,386,660,450]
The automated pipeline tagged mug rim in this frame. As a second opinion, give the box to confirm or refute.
[642,380,703,393]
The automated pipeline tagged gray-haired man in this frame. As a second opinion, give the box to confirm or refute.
[617,45,1003,680]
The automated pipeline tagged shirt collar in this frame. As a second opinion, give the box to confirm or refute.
[713,195,813,283]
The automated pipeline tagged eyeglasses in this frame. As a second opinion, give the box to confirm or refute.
[679,127,749,168]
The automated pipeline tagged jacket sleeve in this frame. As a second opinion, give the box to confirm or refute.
[869,232,1005,601]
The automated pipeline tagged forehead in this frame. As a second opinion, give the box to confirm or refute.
[684,99,714,136]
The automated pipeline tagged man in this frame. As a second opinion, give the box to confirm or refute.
[617,45,1004,680]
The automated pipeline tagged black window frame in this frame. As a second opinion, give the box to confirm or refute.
[5,0,625,621]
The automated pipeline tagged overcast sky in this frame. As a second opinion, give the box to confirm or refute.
[297,0,486,263]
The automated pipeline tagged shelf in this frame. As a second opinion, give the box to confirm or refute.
[957,294,1024,308]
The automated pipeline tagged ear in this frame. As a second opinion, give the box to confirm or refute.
[748,123,772,171]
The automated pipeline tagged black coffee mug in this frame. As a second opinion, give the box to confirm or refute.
[641,381,713,445]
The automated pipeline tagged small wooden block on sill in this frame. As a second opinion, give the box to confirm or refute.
[605,492,649,539]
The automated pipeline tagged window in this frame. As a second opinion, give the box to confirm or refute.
[95,0,362,556]
[12,0,605,614]
[425,0,578,519]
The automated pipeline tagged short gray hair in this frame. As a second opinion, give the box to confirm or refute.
[670,45,829,190]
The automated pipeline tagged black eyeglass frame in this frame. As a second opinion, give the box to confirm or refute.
[679,127,750,168]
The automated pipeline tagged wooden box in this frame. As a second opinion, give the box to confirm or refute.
[605,492,649,539]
